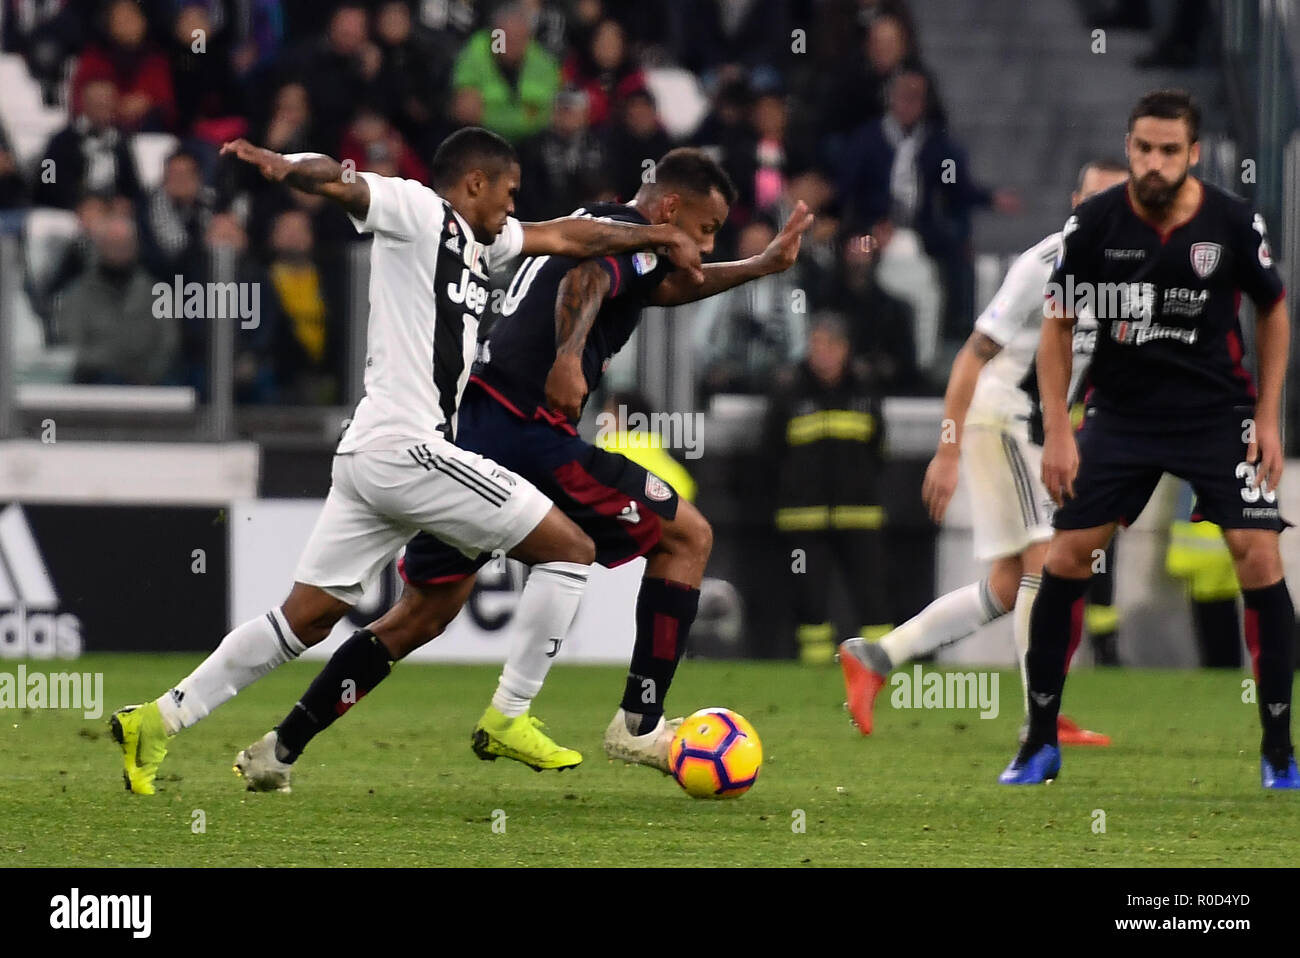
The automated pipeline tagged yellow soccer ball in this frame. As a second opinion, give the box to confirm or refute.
[668,708,763,798]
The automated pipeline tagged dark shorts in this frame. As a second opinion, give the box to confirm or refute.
[1053,404,1290,532]
[399,381,681,584]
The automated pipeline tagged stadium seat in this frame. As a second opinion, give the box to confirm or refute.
[643,67,709,140]
[132,133,181,192]
[0,53,66,172]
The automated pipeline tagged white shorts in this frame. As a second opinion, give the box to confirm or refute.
[961,421,1055,562]
[293,439,552,605]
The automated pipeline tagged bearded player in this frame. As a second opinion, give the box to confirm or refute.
[838,160,1127,744]
[1000,89,1298,788]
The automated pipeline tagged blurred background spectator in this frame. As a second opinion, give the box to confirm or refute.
[72,0,176,132]
[35,78,141,210]
[560,17,646,130]
[58,210,178,385]
[838,69,1019,377]
[516,87,611,220]
[450,0,559,143]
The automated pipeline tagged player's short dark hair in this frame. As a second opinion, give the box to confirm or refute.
[1128,89,1200,143]
[429,127,518,191]
[649,148,738,206]
[1077,157,1127,191]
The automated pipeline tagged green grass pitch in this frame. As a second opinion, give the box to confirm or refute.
[0,654,1290,867]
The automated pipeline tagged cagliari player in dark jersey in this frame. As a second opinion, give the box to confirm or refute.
[1000,90,1298,788]
[233,149,813,789]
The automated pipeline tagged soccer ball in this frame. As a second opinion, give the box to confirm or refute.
[668,708,763,799]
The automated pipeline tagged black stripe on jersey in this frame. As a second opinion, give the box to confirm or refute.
[266,612,295,659]
[1001,432,1038,527]
[433,202,467,443]
[432,456,507,506]
[438,456,511,501]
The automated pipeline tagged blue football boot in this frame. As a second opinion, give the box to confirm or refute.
[1261,754,1300,789]
[998,743,1062,785]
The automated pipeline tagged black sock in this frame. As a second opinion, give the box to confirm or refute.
[1024,570,1091,749]
[1241,580,1296,763]
[275,629,393,763]
[621,578,699,733]
[1192,597,1243,668]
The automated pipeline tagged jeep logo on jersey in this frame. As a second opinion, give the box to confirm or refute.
[1189,242,1222,279]
[446,268,489,314]
[0,505,83,658]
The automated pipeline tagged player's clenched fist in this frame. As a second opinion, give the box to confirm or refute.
[1040,427,1079,507]
[545,355,588,422]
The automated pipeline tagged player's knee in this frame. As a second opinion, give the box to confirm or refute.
[1044,543,1094,579]
[672,507,712,562]
[281,589,346,645]
[989,572,1020,612]
[1226,535,1283,587]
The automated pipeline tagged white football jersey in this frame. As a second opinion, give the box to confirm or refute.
[966,231,1095,430]
[338,172,524,453]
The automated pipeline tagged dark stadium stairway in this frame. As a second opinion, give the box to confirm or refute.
[910,0,1226,257]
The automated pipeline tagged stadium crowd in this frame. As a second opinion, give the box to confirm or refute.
[0,0,1032,404]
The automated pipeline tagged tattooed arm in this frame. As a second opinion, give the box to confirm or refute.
[545,261,612,421]
[219,139,370,219]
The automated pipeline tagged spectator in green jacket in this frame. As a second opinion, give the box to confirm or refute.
[58,211,178,385]
[450,1,560,143]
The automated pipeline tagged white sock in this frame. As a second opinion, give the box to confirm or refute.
[490,562,590,717]
[1013,573,1040,717]
[878,579,1007,667]
[155,607,306,735]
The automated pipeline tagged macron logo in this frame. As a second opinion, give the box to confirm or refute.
[50,888,151,938]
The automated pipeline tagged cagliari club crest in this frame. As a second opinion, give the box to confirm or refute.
[1190,241,1222,279]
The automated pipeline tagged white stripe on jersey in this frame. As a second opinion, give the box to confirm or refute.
[966,231,1096,429]
[338,172,524,453]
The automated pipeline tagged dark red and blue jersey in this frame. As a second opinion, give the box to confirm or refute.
[1047,181,1285,418]
[471,202,675,428]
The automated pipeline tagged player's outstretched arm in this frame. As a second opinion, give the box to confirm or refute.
[521,219,704,282]
[922,331,1003,524]
[545,261,612,421]
[650,201,814,306]
[219,139,370,220]
[1249,295,1289,492]
[1037,304,1078,505]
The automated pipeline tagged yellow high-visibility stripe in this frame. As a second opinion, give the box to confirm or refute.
[859,624,893,640]
[786,410,876,446]
[830,505,885,529]
[1084,604,1119,635]
[796,622,835,643]
[776,506,830,531]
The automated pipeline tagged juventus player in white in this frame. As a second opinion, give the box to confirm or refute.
[109,128,703,795]
[838,160,1128,741]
